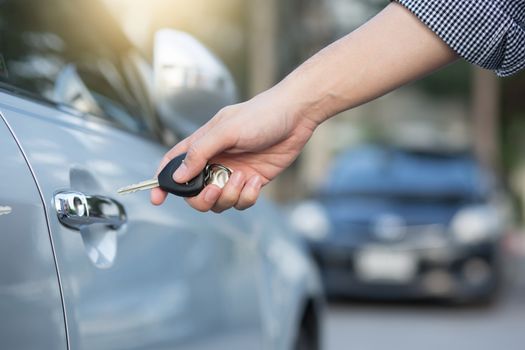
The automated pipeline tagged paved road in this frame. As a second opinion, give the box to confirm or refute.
[324,267,525,350]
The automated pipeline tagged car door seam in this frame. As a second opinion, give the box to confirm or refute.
[0,111,71,350]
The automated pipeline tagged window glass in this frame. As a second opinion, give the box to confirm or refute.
[0,0,158,137]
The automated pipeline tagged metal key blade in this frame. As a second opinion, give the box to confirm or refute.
[117,178,159,195]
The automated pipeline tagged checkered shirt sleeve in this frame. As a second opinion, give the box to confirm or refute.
[395,0,525,76]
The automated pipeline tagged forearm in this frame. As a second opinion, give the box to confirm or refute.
[276,2,459,125]
[153,2,461,212]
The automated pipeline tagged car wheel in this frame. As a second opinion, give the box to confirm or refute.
[294,301,320,350]
[452,257,503,306]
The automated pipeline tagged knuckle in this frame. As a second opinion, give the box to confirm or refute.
[218,105,234,116]
[166,141,187,159]
[185,144,206,168]
[215,104,242,121]
[235,196,257,211]
[244,191,258,205]
[219,192,238,207]
[185,144,200,160]
[212,200,233,214]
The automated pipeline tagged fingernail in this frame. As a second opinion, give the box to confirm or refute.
[229,171,244,187]
[173,163,188,182]
[204,187,221,203]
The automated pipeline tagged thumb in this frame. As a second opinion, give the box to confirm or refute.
[173,126,234,183]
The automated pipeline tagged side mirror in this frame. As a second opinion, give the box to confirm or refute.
[153,29,238,137]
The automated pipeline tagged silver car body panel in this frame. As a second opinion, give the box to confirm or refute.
[0,91,322,350]
[0,112,68,349]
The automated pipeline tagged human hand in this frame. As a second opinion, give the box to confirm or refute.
[151,2,458,213]
[150,86,319,212]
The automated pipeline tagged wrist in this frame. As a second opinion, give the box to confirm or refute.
[271,41,355,127]
[270,74,334,129]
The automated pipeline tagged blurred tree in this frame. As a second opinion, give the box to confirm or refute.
[501,72,525,220]
[277,0,334,78]
[502,73,525,171]
[246,0,278,96]
[471,67,501,173]
[246,0,334,97]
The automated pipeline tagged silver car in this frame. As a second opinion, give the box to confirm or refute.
[0,0,323,349]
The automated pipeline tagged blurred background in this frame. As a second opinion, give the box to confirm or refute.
[104,0,525,348]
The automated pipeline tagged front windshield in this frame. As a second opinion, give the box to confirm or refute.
[0,0,157,137]
[322,146,485,199]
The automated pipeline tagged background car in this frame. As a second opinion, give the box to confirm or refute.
[290,144,512,303]
[0,0,323,349]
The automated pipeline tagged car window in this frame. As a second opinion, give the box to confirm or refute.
[0,0,159,138]
[322,146,486,200]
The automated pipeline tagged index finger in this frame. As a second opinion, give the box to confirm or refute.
[155,138,191,176]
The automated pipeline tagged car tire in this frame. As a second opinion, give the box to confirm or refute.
[294,301,320,350]
[452,258,503,306]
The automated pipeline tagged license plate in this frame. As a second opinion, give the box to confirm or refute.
[355,248,416,283]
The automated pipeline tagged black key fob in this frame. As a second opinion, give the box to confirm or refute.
[157,153,206,197]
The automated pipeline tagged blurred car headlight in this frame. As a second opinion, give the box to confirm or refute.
[451,205,500,244]
[289,201,331,241]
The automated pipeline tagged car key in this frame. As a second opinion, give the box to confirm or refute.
[117,153,232,197]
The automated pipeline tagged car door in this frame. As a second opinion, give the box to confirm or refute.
[0,91,264,349]
[0,113,67,349]
[0,0,264,347]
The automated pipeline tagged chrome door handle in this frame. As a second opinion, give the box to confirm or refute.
[54,190,127,230]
